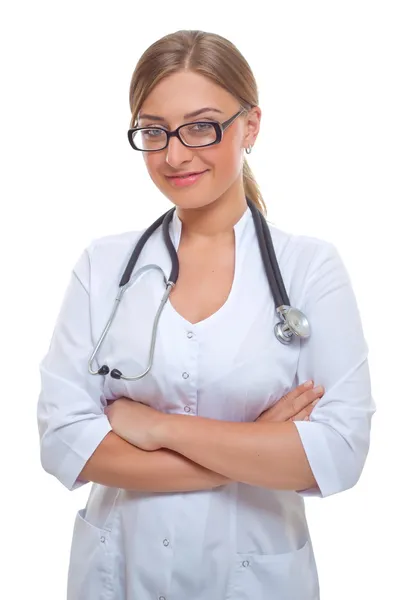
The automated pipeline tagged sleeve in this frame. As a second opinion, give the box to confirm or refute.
[292,240,376,498]
[37,245,112,491]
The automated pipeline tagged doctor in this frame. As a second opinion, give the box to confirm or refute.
[37,29,375,600]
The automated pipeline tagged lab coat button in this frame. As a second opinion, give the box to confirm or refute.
[182,372,189,379]
[187,331,193,339]
[184,406,191,413]
[163,539,170,546]
[159,597,166,600]
[242,560,250,567]
[100,536,105,543]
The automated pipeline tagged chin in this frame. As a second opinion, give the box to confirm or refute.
[171,195,218,211]
[159,186,210,208]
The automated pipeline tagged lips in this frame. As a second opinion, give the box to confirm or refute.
[165,170,208,188]
[166,170,207,178]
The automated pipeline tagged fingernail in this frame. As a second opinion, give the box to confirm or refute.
[311,399,319,406]
[304,380,313,388]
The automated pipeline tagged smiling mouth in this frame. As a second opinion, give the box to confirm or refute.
[167,170,208,178]
[165,170,209,187]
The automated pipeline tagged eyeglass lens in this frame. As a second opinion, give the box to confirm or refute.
[132,122,217,150]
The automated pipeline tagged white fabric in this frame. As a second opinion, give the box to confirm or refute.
[37,204,375,599]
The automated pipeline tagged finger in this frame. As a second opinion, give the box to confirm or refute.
[290,385,323,414]
[281,383,323,421]
[290,400,319,421]
[290,411,308,421]
[266,381,313,418]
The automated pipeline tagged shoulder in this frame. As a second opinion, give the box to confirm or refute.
[72,228,146,291]
[87,228,145,258]
[267,220,338,268]
[266,221,348,304]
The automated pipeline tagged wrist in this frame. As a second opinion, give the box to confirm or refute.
[156,414,233,486]
[156,412,179,449]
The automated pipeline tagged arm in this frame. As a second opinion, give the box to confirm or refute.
[291,240,376,497]
[78,430,231,492]
[158,416,315,490]
[37,245,230,492]
[157,240,375,497]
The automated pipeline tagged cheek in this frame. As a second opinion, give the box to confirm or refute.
[143,155,169,190]
[198,143,240,173]
[144,154,162,177]
[213,146,243,181]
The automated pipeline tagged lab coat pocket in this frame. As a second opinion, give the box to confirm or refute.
[225,538,318,600]
[67,508,114,600]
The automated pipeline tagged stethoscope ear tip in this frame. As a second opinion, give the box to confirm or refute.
[97,365,123,379]
[110,369,123,380]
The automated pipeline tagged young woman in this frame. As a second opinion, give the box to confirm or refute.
[37,29,375,600]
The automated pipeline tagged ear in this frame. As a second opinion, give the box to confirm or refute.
[243,106,261,148]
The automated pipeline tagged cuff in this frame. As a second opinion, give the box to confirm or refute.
[43,416,113,491]
[293,420,342,498]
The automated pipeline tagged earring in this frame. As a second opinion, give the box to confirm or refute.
[245,145,252,154]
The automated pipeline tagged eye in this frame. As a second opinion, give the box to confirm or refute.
[187,122,215,133]
[142,128,165,138]
[195,123,213,130]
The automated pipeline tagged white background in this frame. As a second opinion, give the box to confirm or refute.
[1,1,398,598]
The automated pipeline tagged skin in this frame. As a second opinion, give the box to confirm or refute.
[137,69,261,243]
[103,70,321,492]
[105,385,322,490]
[105,383,323,453]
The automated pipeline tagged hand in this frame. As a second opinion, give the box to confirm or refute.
[105,398,169,451]
[256,381,324,423]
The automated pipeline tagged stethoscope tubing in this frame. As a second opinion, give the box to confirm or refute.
[88,197,310,380]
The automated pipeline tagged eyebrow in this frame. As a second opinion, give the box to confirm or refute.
[138,107,224,122]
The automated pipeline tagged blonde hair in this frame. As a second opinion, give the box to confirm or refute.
[129,30,267,216]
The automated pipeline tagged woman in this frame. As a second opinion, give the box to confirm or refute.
[37,30,375,600]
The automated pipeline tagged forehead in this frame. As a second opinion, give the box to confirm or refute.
[138,71,236,121]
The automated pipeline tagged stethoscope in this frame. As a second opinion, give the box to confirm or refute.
[88,196,310,381]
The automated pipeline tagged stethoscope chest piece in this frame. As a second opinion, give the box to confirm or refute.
[274,305,311,345]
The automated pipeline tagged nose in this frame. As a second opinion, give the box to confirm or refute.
[165,134,194,168]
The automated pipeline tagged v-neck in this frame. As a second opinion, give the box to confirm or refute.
[165,205,251,329]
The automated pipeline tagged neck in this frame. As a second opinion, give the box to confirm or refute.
[176,185,248,243]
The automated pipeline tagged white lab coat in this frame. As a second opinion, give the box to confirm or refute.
[37,205,375,600]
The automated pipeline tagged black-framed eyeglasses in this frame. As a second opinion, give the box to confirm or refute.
[127,108,247,152]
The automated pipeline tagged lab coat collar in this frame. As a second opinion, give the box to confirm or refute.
[171,203,251,250]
